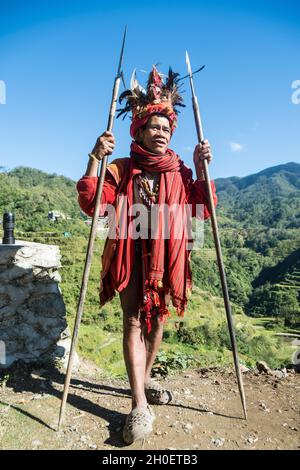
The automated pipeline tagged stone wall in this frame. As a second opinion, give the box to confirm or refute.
[0,240,68,368]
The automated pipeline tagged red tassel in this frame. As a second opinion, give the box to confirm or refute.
[176,306,185,317]
[159,306,171,324]
[146,278,164,292]
[145,311,152,334]
[141,279,171,333]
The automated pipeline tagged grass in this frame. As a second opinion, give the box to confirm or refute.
[78,324,125,378]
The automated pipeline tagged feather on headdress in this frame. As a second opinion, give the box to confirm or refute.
[117,65,185,138]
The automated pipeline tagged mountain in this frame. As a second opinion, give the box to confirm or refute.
[215,162,300,192]
[214,162,300,229]
[0,162,299,325]
[199,162,300,323]
[253,247,300,289]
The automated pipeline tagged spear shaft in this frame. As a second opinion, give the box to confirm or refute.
[57,28,127,432]
[186,51,247,420]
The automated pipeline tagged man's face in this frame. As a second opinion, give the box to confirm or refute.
[137,115,172,154]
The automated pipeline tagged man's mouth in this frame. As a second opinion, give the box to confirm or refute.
[154,140,166,145]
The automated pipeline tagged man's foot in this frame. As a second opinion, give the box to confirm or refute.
[122,404,155,445]
[145,379,173,405]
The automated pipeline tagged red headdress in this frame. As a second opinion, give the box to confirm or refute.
[117,66,185,138]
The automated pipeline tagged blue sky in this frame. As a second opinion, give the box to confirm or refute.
[0,0,299,181]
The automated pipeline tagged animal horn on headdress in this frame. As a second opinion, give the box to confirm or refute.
[117,69,147,119]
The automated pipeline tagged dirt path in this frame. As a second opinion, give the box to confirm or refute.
[0,362,299,450]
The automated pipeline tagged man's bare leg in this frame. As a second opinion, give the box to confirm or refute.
[144,318,164,384]
[144,293,169,383]
[123,312,148,410]
[143,315,173,406]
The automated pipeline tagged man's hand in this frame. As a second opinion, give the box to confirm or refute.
[91,131,115,161]
[193,139,213,180]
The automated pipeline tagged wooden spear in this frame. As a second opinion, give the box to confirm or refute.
[185,51,247,419]
[57,27,127,432]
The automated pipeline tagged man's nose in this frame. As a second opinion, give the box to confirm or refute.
[156,128,166,137]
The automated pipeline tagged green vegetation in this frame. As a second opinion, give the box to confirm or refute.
[0,167,79,231]
[0,163,299,377]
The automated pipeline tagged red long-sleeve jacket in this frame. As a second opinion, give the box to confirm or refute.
[76,157,218,220]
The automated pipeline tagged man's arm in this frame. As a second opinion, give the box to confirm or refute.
[84,131,115,176]
[191,179,218,219]
[183,139,217,219]
[76,131,117,216]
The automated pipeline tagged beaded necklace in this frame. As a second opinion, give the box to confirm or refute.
[136,174,160,208]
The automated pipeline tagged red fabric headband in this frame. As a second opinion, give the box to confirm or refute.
[130,103,177,138]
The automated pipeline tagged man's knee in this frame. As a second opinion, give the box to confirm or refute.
[144,316,164,339]
[123,312,142,333]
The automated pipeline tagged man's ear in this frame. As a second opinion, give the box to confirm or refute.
[135,128,143,144]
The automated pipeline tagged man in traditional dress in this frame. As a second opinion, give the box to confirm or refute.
[76,66,217,444]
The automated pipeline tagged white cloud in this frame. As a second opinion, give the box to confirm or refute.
[229,141,245,152]
[183,146,193,152]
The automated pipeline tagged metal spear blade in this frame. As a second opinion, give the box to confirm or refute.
[185,50,193,77]
[117,25,127,78]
